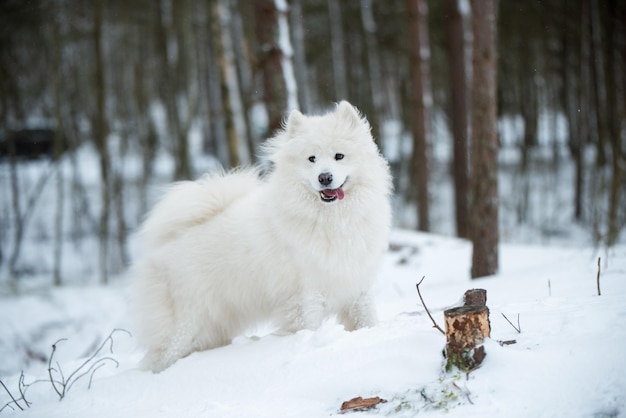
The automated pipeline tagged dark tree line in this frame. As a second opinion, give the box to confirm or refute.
[0,0,624,285]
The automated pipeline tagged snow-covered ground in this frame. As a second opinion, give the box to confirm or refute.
[2,230,625,417]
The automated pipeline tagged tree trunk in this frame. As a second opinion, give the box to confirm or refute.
[172,0,194,179]
[213,0,245,168]
[444,304,490,371]
[230,0,257,162]
[360,0,384,146]
[590,0,608,167]
[134,20,158,218]
[406,0,431,232]
[93,0,110,285]
[605,0,624,246]
[7,131,22,284]
[562,7,583,222]
[52,14,64,287]
[469,0,499,279]
[290,0,312,113]
[576,0,593,223]
[463,288,487,307]
[155,0,192,179]
[443,0,470,239]
[205,0,229,165]
[255,0,299,136]
[519,40,538,172]
[328,0,348,101]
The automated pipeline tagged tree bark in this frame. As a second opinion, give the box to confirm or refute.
[213,0,245,167]
[155,0,192,179]
[255,0,299,136]
[443,0,470,239]
[463,288,487,307]
[561,5,583,222]
[230,0,257,162]
[469,0,499,279]
[93,0,110,285]
[605,0,624,247]
[290,0,312,113]
[444,304,490,371]
[328,0,348,101]
[406,0,431,232]
[575,0,592,223]
[360,0,384,146]
[52,13,64,287]
[205,0,229,165]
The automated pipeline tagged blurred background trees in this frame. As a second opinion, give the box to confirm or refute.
[0,0,624,286]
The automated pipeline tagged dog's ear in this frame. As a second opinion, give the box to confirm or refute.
[285,109,306,139]
[336,101,370,132]
[337,101,365,124]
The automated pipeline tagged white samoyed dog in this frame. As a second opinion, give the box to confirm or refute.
[132,101,392,372]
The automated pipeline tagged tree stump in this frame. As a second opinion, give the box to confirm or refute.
[444,291,491,371]
[463,288,487,307]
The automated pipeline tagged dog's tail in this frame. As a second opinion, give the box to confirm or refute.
[140,168,260,249]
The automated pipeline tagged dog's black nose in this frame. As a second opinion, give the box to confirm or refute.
[318,172,333,186]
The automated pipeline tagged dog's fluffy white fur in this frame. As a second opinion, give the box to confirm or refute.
[132,101,392,372]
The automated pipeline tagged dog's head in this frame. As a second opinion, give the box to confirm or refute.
[265,101,379,204]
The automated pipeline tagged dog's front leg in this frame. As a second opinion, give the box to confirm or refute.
[339,291,378,331]
[277,292,326,333]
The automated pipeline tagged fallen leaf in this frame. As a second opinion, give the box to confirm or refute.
[340,396,387,413]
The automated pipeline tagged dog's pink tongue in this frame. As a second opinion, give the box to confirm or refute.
[323,188,345,200]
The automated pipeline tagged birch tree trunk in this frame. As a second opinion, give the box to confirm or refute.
[212,0,248,167]
[469,0,499,279]
[205,0,229,165]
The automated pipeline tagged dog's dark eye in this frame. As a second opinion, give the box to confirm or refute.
[335,153,344,161]
[308,156,316,163]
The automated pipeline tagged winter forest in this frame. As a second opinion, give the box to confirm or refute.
[1,0,626,416]
[1,0,625,286]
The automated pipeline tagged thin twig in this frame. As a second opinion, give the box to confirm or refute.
[66,357,119,393]
[64,329,128,391]
[416,276,445,335]
[18,372,31,408]
[48,339,67,399]
[497,339,517,346]
[0,379,24,411]
[596,257,601,296]
[87,363,107,390]
[501,313,521,333]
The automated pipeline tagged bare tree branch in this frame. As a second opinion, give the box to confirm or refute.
[501,313,521,333]
[416,276,445,335]
[0,378,24,412]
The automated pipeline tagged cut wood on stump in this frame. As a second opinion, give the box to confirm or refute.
[444,288,490,371]
[464,288,487,307]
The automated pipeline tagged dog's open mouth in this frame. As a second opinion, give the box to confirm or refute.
[319,187,345,203]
